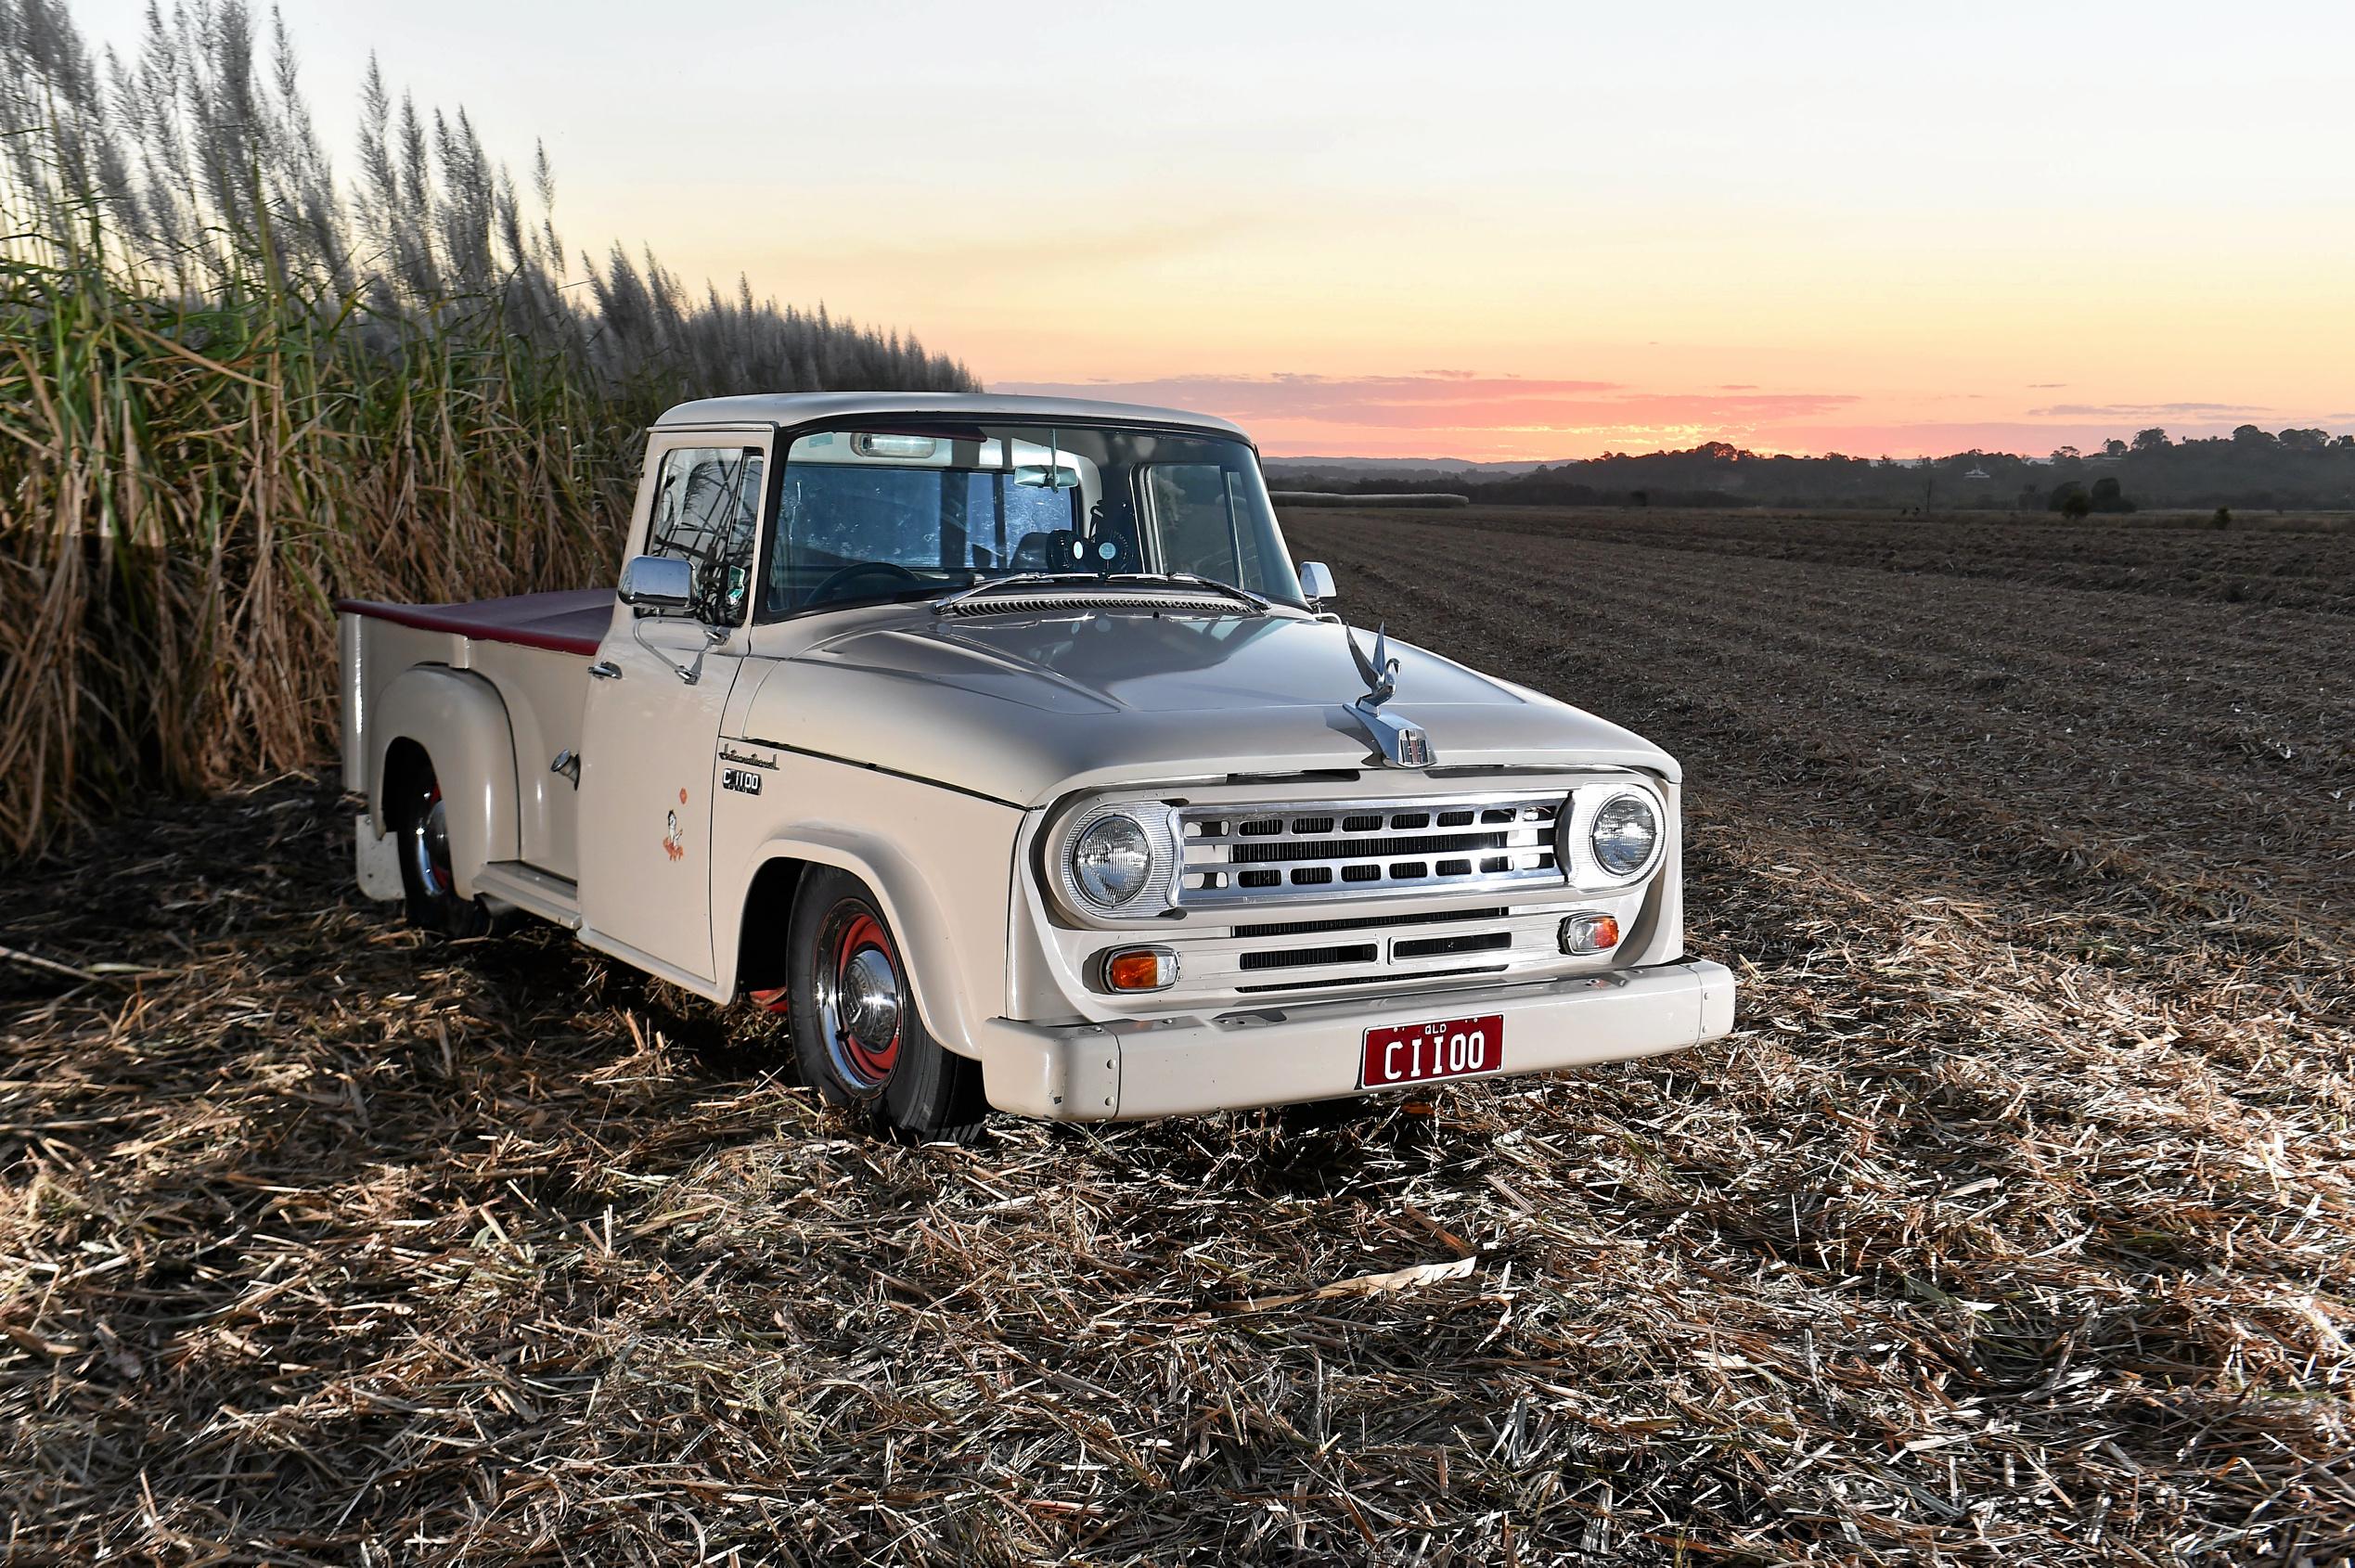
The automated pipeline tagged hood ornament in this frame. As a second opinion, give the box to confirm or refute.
[1345,623,1434,768]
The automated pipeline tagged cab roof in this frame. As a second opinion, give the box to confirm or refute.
[652,392,1251,443]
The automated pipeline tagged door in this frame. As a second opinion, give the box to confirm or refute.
[577,437,768,983]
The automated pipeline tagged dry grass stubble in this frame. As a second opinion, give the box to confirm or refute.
[4,508,2352,1563]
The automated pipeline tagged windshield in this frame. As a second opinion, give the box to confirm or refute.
[760,421,1304,617]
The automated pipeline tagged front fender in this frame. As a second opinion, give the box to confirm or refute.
[367,665,520,897]
[736,829,988,1059]
[718,768,1029,1062]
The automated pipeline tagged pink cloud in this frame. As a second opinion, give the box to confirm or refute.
[994,373,2323,460]
[1000,372,1622,419]
[1000,372,1858,435]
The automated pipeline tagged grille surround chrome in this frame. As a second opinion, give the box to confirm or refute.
[1176,790,1571,908]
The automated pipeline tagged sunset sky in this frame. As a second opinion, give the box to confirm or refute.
[78,0,2355,459]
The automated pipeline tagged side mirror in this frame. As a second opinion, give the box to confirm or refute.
[619,554,693,613]
[1297,560,1337,606]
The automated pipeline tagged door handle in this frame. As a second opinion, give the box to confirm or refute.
[588,661,623,680]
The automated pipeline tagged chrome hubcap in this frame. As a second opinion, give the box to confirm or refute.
[409,786,454,898]
[839,949,902,1052]
[817,903,904,1095]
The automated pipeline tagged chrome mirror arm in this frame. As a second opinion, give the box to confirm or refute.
[631,614,729,685]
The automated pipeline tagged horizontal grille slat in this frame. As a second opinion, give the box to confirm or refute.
[1237,963,1510,995]
[1232,906,1510,941]
[1393,930,1512,959]
[1229,829,1506,865]
[1239,943,1378,971]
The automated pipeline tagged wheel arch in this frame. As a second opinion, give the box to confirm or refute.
[366,665,521,898]
[719,835,984,1060]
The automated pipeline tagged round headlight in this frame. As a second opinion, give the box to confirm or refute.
[1071,815,1153,909]
[1589,794,1659,878]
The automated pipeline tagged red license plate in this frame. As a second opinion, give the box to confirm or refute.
[1360,1013,1504,1089]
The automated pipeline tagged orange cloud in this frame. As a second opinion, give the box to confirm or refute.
[1001,374,1859,447]
[998,373,2343,460]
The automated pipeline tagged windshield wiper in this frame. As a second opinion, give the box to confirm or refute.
[929,572,1099,614]
[930,571,1275,618]
[1150,572,1273,613]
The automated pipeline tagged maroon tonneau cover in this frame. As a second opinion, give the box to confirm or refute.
[335,588,612,659]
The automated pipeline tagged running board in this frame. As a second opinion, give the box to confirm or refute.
[472,861,583,930]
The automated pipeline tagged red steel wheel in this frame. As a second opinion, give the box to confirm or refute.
[817,901,904,1095]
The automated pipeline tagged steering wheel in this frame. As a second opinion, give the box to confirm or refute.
[805,560,925,607]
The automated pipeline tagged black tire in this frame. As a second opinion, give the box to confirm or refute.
[391,759,494,938]
[785,868,987,1143]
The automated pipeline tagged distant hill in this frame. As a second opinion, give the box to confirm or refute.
[1269,432,2355,513]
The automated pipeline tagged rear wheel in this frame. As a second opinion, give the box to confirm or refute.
[392,762,493,937]
[784,868,987,1143]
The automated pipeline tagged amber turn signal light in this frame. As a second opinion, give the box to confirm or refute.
[1558,913,1621,956]
[1101,945,1178,992]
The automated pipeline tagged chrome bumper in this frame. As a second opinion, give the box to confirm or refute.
[973,958,1734,1122]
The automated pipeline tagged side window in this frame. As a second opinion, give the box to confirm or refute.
[1145,463,1245,581]
[646,445,764,624]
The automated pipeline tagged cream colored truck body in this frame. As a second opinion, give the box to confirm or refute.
[340,392,1733,1120]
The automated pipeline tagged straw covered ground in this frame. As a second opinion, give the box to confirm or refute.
[3,507,2351,1564]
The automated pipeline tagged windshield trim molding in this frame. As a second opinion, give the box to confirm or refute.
[752,414,1305,626]
[773,409,1260,456]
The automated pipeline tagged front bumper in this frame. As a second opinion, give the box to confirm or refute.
[972,958,1734,1121]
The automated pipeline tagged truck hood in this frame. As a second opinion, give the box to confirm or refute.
[736,608,1678,807]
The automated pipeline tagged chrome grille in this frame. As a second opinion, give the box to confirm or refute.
[1177,791,1566,907]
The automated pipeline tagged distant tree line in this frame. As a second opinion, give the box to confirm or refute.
[1271,428,2355,514]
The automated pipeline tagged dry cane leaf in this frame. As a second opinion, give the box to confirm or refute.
[1229,1255,1480,1313]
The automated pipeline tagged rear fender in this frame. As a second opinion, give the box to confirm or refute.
[367,666,520,897]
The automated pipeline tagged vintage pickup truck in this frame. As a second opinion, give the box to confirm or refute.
[339,392,1732,1139]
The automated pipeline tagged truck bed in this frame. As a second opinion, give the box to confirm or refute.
[339,588,611,888]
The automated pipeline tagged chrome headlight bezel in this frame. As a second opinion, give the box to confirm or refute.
[1556,780,1668,890]
[1050,801,1180,919]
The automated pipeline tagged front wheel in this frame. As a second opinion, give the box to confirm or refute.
[784,868,987,1143]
